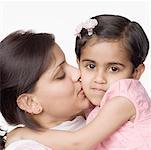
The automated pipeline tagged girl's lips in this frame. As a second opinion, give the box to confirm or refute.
[91,87,106,92]
[91,84,106,92]
[91,88,106,95]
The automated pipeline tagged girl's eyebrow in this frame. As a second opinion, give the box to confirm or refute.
[107,62,125,66]
[81,59,96,63]
[81,59,125,67]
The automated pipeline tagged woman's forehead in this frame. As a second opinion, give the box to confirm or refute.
[52,43,65,64]
[45,44,65,73]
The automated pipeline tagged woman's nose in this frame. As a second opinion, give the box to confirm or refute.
[69,65,81,82]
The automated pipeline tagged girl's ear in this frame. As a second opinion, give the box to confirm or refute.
[17,94,43,115]
[132,64,145,80]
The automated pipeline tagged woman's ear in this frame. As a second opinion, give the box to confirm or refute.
[132,64,145,80]
[17,94,43,115]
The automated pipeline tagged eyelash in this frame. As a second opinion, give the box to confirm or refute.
[56,73,66,80]
[83,62,121,73]
[85,63,96,70]
[109,66,120,72]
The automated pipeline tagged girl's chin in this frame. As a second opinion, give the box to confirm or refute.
[88,96,101,106]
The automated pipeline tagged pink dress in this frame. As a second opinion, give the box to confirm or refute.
[87,79,151,150]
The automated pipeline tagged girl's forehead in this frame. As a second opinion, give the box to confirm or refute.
[82,38,125,53]
[81,39,129,61]
[83,36,122,48]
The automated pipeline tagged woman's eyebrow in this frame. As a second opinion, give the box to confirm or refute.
[56,60,65,68]
[52,60,65,75]
[47,60,65,77]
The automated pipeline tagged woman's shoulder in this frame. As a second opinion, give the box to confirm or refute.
[5,127,51,150]
[5,139,51,150]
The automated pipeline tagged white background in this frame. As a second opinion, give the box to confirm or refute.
[0,0,151,129]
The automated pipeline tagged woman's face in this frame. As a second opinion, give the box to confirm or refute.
[33,44,90,126]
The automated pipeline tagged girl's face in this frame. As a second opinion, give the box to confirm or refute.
[33,44,90,127]
[79,40,135,106]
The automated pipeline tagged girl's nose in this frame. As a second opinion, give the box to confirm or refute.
[94,72,106,84]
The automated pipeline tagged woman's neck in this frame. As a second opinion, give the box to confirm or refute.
[33,113,80,129]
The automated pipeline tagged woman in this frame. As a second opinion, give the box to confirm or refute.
[0,30,90,149]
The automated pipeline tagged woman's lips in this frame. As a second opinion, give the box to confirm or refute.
[78,88,85,97]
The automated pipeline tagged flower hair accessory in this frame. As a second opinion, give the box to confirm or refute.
[75,18,98,38]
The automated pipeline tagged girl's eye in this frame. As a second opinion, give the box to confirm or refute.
[109,66,119,72]
[86,64,96,69]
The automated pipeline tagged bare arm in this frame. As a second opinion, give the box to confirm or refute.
[13,96,135,150]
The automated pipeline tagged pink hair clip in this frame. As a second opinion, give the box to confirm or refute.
[75,18,98,38]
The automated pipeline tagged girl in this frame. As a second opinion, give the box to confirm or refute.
[4,15,151,149]
[74,14,151,149]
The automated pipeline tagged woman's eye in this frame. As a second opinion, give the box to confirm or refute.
[109,66,119,72]
[56,73,65,80]
[86,64,96,69]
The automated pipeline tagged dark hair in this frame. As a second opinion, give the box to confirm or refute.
[0,30,55,148]
[0,129,7,150]
[75,14,149,68]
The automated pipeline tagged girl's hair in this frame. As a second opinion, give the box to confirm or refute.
[75,14,149,68]
[0,31,55,148]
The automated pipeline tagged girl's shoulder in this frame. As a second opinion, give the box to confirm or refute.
[107,79,148,97]
[109,79,143,91]
[101,79,151,112]
[104,79,148,98]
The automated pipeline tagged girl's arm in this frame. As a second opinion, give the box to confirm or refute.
[16,96,135,150]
